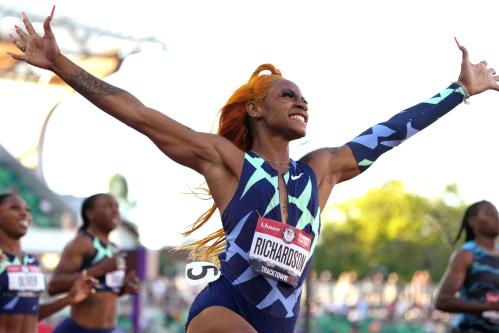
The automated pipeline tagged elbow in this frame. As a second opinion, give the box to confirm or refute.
[435,300,444,311]
[435,296,451,312]
[47,281,60,296]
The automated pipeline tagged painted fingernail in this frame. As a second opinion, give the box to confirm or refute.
[51,5,55,17]
[22,12,27,19]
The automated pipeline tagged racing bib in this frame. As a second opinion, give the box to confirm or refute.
[486,292,499,303]
[7,265,45,292]
[483,292,499,323]
[249,217,312,287]
[105,270,125,289]
[185,261,220,286]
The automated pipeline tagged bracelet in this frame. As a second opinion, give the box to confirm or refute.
[455,81,471,104]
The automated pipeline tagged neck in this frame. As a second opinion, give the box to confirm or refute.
[87,225,110,243]
[251,136,290,165]
[0,231,22,256]
[474,236,498,253]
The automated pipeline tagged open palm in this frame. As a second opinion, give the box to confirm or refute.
[456,38,499,95]
[8,8,61,70]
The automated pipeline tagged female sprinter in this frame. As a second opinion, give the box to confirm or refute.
[9,8,499,333]
[0,192,97,333]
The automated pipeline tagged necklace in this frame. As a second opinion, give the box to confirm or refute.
[251,151,290,165]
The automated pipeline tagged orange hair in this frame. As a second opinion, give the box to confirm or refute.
[180,64,283,264]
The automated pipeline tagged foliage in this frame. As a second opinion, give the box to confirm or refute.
[0,163,60,227]
[315,181,467,281]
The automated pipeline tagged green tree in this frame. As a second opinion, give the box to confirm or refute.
[315,181,467,281]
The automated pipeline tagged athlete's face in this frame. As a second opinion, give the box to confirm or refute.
[250,79,308,140]
[471,202,499,238]
[88,194,121,232]
[0,195,32,239]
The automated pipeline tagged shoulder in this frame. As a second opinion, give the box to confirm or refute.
[448,247,474,269]
[63,232,94,255]
[299,146,351,183]
[198,133,245,176]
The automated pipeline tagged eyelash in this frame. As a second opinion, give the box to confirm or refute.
[281,89,307,105]
[10,205,30,213]
[281,89,296,99]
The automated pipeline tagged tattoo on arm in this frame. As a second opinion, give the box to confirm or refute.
[64,70,124,99]
[328,147,340,155]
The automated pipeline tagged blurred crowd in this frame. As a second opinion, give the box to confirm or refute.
[40,269,453,333]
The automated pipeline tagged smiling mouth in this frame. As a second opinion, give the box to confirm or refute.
[19,220,29,228]
[290,114,306,125]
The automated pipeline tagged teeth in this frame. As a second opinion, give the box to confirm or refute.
[290,115,306,124]
[19,220,29,228]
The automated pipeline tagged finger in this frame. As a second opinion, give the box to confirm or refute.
[21,12,36,36]
[14,26,29,43]
[480,60,488,67]
[488,68,496,76]
[13,39,27,53]
[43,6,56,39]
[7,51,27,62]
[454,37,469,63]
[493,74,499,81]
[82,269,87,277]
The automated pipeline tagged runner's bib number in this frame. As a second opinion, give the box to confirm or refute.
[483,292,499,323]
[249,217,312,287]
[105,270,125,289]
[7,265,45,292]
[185,262,220,286]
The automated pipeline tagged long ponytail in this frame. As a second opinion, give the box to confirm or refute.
[453,200,488,244]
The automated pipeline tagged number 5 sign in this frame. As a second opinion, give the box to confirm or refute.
[185,262,220,286]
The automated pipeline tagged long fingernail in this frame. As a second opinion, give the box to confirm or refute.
[22,12,27,19]
[51,5,55,17]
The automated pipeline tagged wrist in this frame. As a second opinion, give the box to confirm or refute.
[49,52,68,74]
[455,80,471,101]
[87,266,101,277]
[61,294,73,305]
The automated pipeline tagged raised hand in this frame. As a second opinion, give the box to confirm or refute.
[8,6,61,70]
[121,270,140,295]
[67,270,98,304]
[455,37,499,96]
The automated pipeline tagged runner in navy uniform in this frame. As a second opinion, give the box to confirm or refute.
[49,193,139,333]
[9,7,499,332]
[436,201,499,332]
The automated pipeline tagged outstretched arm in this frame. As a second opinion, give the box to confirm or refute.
[8,9,241,178]
[303,38,499,209]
